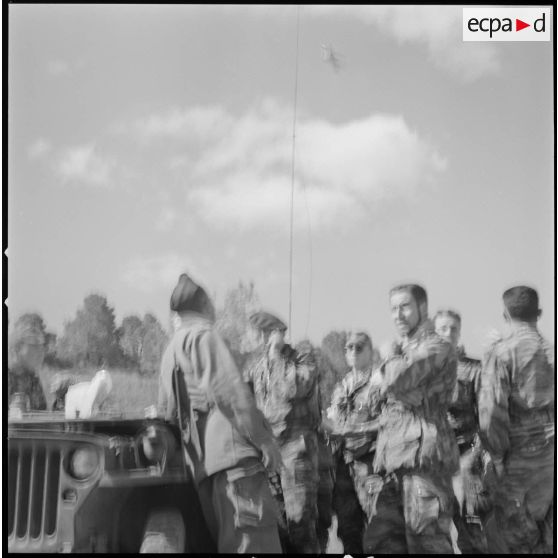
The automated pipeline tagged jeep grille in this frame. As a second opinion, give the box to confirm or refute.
[8,442,61,540]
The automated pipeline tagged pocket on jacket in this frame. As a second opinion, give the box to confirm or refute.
[226,472,278,529]
[404,475,441,535]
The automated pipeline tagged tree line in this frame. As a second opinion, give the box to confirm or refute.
[9,282,360,394]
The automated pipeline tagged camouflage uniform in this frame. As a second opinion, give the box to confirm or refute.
[328,367,384,553]
[332,449,366,554]
[449,348,492,553]
[8,365,47,411]
[244,344,321,553]
[478,325,554,554]
[316,431,335,553]
[371,320,460,554]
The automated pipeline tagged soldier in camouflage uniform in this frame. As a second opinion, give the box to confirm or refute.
[369,284,460,553]
[325,331,384,554]
[8,318,47,411]
[244,311,321,553]
[434,309,492,554]
[478,286,554,554]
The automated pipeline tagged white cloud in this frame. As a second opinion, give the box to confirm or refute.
[137,101,446,232]
[56,144,113,186]
[28,138,52,160]
[202,5,500,82]
[307,5,501,82]
[135,105,233,143]
[120,253,204,293]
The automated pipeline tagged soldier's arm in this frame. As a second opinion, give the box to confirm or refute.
[383,337,452,395]
[157,344,175,420]
[288,349,319,399]
[477,346,511,464]
[191,330,279,452]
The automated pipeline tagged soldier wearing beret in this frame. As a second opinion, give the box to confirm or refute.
[434,309,492,553]
[478,286,554,553]
[158,274,283,553]
[8,315,48,412]
[369,284,460,553]
[244,311,321,553]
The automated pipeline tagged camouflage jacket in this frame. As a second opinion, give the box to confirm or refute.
[8,365,47,411]
[448,347,482,449]
[243,344,321,439]
[374,320,460,475]
[328,368,384,461]
[478,324,554,463]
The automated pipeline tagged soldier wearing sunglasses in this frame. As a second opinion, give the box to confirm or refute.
[325,331,385,554]
[367,284,460,553]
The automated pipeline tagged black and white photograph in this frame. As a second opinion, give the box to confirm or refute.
[6,4,555,554]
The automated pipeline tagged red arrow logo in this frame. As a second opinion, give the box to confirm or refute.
[516,19,530,31]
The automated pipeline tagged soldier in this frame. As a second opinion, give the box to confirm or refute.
[8,317,47,411]
[158,274,283,553]
[294,339,335,554]
[478,286,554,554]
[370,284,460,553]
[244,311,321,554]
[325,331,384,554]
[434,309,492,553]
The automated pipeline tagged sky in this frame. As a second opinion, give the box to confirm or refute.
[7,4,555,357]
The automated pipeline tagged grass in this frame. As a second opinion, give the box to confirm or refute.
[38,366,159,416]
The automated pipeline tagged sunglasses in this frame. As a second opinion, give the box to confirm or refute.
[345,343,365,354]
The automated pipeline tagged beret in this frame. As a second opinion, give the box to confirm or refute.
[249,311,287,332]
[170,273,201,313]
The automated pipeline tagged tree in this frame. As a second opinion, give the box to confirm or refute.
[320,330,348,382]
[138,313,168,375]
[9,312,50,362]
[56,294,123,367]
[215,281,261,360]
[118,315,144,365]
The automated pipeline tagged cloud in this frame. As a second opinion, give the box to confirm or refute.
[308,5,501,82]
[200,5,500,82]
[120,253,204,293]
[134,100,446,233]
[28,138,52,160]
[55,144,113,186]
[134,105,233,143]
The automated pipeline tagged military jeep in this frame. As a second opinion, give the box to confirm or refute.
[7,413,216,553]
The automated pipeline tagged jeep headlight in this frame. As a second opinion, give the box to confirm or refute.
[69,446,100,480]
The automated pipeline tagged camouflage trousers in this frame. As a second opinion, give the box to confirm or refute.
[484,444,554,554]
[332,453,366,554]
[362,468,455,554]
[198,467,282,553]
[275,431,320,554]
[452,446,494,554]
[316,439,335,553]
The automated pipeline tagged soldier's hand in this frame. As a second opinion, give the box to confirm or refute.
[261,441,284,473]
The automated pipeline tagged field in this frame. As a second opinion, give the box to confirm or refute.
[38,366,159,416]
